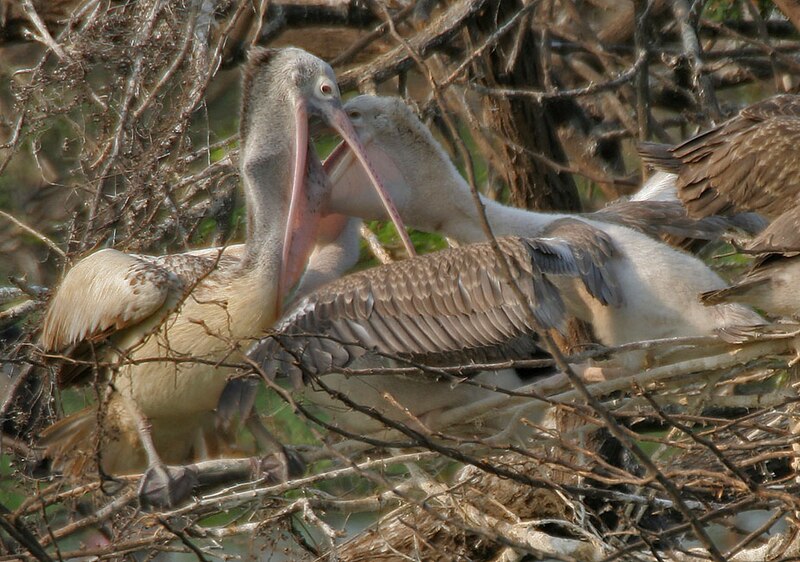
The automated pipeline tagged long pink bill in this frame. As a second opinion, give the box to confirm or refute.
[322,139,349,174]
[279,99,322,316]
[326,110,417,258]
[326,137,409,215]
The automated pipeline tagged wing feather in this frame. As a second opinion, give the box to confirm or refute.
[41,249,180,351]
[41,246,242,391]
[593,199,762,242]
[745,207,800,254]
[641,95,800,220]
[252,233,622,385]
[534,219,622,307]
[40,245,243,353]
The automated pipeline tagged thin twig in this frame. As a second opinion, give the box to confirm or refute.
[0,210,66,261]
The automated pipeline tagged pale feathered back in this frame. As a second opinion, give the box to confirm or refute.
[41,249,182,351]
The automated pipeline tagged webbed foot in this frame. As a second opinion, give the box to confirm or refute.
[138,463,199,510]
[258,446,306,482]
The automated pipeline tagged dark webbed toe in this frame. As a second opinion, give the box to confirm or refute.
[138,464,199,510]
[258,446,306,482]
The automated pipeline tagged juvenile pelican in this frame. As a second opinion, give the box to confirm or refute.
[318,96,761,348]
[248,97,762,438]
[38,49,411,507]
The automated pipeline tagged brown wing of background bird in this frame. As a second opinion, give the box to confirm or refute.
[640,94,800,220]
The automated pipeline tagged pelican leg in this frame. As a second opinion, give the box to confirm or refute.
[127,402,198,510]
[245,415,306,481]
[788,336,800,367]
[217,378,305,480]
[528,363,626,396]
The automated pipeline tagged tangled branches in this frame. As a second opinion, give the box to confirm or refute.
[3,0,800,560]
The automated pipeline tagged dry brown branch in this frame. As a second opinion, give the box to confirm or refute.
[3,1,800,560]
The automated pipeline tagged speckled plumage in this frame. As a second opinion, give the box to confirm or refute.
[641,95,800,319]
[640,94,800,220]
[255,223,622,386]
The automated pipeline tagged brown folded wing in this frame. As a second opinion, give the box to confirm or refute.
[254,227,621,386]
[639,94,800,220]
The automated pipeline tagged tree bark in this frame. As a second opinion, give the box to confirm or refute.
[471,0,581,212]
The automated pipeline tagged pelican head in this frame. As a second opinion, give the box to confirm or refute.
[240,50,414,310]
[326,95,463,229]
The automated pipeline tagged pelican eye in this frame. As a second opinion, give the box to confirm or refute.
[347,110,362,119]
[320,82,334,96]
